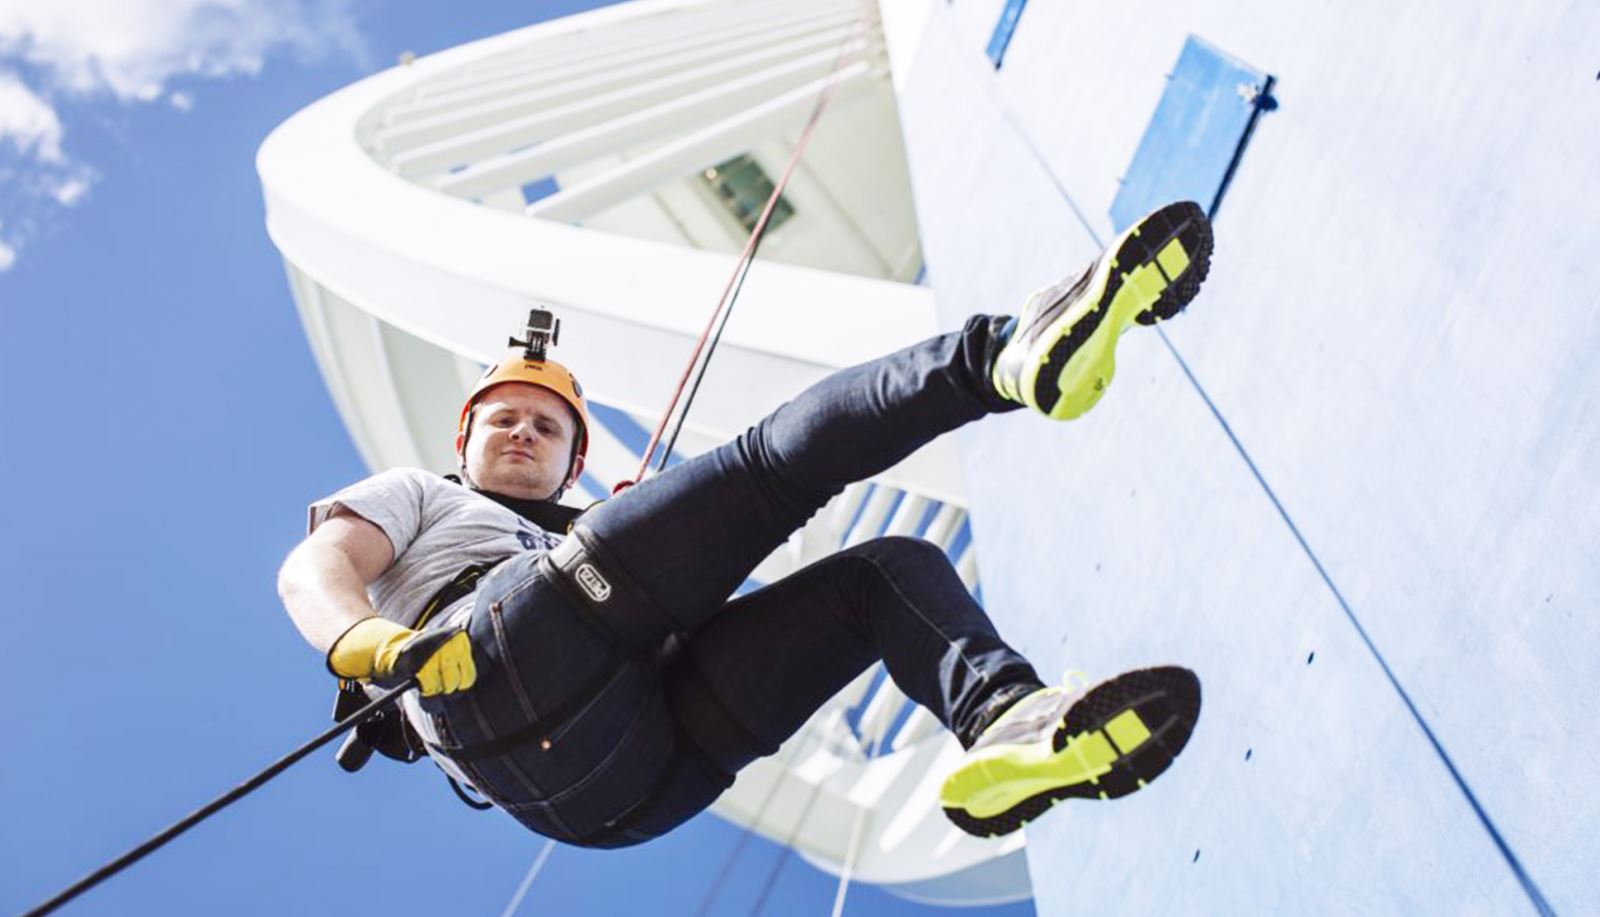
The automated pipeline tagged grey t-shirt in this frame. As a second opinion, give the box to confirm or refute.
[307,467,563,629]
[308,468,565,787]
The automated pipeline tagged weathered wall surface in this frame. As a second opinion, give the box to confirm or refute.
[885,0,1598,913]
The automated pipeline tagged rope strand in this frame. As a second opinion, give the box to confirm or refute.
[750,720,885,916]
[631,17,867,483]
[499,838,558,917]
[691,727,824,917]
[826,781,873,917]
[656,250,754,472]
[21,678,418,917]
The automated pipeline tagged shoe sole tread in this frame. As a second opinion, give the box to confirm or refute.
[943,666,1201,838]
[1028,201,1214,418]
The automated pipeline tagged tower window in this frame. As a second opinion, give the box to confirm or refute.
[702,154,795,235]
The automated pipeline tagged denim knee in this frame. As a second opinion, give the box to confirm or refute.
[837,536,956,584]
[848,535,949,563]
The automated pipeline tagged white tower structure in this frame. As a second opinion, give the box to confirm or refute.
[258,0,1030,906]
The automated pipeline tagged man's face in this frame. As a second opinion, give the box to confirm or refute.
[461,382,583,500]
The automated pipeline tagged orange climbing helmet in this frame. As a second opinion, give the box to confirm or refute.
[455,309,589,465]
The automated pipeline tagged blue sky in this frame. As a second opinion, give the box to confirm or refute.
[0,2,1035,915]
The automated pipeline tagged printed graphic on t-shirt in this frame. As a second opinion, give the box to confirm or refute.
[516,522,544,550]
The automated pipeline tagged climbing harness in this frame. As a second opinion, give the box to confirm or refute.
[332,561,498,772]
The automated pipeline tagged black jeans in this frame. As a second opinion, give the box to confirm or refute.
[425,317,1044,846]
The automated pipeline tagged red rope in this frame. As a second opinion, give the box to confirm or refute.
[620,18,867,491]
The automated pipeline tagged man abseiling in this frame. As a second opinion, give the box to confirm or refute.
[279,201,1212,845]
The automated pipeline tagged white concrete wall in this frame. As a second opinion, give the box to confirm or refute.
[888,0,1598,913]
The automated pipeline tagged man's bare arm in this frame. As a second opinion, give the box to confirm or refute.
[278,507,397,653]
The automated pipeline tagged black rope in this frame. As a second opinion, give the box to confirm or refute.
[656,249,759,473]
[647,20,862,476]
[22,678,418,917]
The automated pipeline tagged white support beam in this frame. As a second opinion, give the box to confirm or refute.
[368,314,430,468]
[382,21,865,146]
[435,46,870,199]
[447,0,841,87]
[476,185,526,212]
[922,504,965,550]
[884,493,931,538]
[579,404,660,497]
[527,61,871,223]
[828,482,872,539]
[889,706,940,752]
[311,288,428,470]
[377,26,865,158]
[285,265,382,473]
[450,353,484,393]
[955,546,979,591]
[397,4,861,120]
[832,664,882,712]
[842,483,899,548]
[857,684,911,750]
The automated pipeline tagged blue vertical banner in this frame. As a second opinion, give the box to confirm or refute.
[1109,35,1273,230]
[985,0,1029,69]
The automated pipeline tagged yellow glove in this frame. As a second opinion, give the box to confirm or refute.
[327,617,477,696]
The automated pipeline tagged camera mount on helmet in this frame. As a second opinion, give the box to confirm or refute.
[509,308,560,362]
[457,307,590,484]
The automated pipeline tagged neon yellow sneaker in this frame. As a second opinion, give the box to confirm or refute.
[940,666,1201,837]
[991,201,1213,420]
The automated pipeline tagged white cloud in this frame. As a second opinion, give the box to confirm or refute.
[50,173,89,205]
[0,70,61,161]
[0,0,365,102]
[0,214,14,270]
[0,0,364,270]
